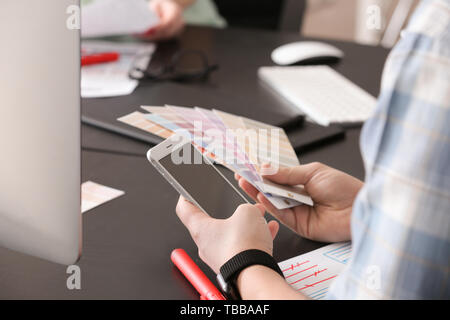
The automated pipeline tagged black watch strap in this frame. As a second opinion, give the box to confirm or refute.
[218,250,284,299]
[218,250,284,298]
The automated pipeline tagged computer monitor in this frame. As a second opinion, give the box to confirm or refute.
[0,0,81,264]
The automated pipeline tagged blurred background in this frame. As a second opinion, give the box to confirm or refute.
[185,0,420,48]
[302,0,419,46]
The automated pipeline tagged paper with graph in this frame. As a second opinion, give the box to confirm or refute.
[117,105,314,210]
[279,242,352,299]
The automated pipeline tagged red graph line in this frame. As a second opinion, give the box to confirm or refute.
[285,264,318,279]
[282,260,309,273]
[288,268,328,285]
[297,275,338,291]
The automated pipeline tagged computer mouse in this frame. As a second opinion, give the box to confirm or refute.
[271,41,344,65]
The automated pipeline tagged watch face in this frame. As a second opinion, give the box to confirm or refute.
[217,273,241,300]
[216,273,230,293]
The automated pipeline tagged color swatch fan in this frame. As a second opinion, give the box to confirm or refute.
[118,105,313,209]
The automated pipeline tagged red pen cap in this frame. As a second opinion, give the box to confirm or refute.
[171,249,225,300]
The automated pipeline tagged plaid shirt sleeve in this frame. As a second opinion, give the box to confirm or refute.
[327,0,450,299]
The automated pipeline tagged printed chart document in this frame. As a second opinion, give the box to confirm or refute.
[81,181,125,213]
[81,40,155,98]
[81,0,159,38]
[278,242,352,299]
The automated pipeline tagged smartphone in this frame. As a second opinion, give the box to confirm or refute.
[147,134,248,218]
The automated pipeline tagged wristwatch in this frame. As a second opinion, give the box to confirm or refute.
[216,249,285,300]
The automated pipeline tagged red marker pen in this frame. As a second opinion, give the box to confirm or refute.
[81,52,120,66]
[171,248,226,300]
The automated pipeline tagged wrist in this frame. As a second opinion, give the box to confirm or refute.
[217,249,283,300]
[236,265,286,300]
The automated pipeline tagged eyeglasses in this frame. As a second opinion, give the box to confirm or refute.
[129,50,219,83]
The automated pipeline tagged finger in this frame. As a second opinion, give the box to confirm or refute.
[138,28,166,41]
[149,3,171,30]
[149,1,164,18]
[144,1,173,41]
[255,203,266,216]
[148,14,183,41]
[291,205,312,238]
[140,26,158,37]
[149,20,171,40]
[238,178,259,202]
[260,163,322,186]
[175,196,211,234]
[256,192,279,213]
[234,173,241,181]
[257,193,310,236]
[164,16,184,38]
[256,192,293,221]
[157,1,181,27]
[267,220,279,240]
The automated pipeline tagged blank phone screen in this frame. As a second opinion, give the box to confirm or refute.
[159,144,247,218]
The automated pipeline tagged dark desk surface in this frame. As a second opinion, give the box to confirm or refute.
[0,26,389,299]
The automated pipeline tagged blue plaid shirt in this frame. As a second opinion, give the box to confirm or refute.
[328,0,450,299]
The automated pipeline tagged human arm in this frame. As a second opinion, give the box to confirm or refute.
[175,196,307,299]
[327,0,450,299]
[236,265,308,300]
[174,161,363,299]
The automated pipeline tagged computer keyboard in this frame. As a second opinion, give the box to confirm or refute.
[258,65,377,126]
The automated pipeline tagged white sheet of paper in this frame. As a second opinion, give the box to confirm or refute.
[81,181,125,213]
[81,0,159,38]
[278,242,351,299]
[81,41,155,98]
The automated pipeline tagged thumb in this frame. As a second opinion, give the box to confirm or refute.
[176,196,212,236]
[267,220,279,240]
[260,162,321,186]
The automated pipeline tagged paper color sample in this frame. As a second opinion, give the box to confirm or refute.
[117,111,173,139]
[119,106,313,209]
[81,181,125,213]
